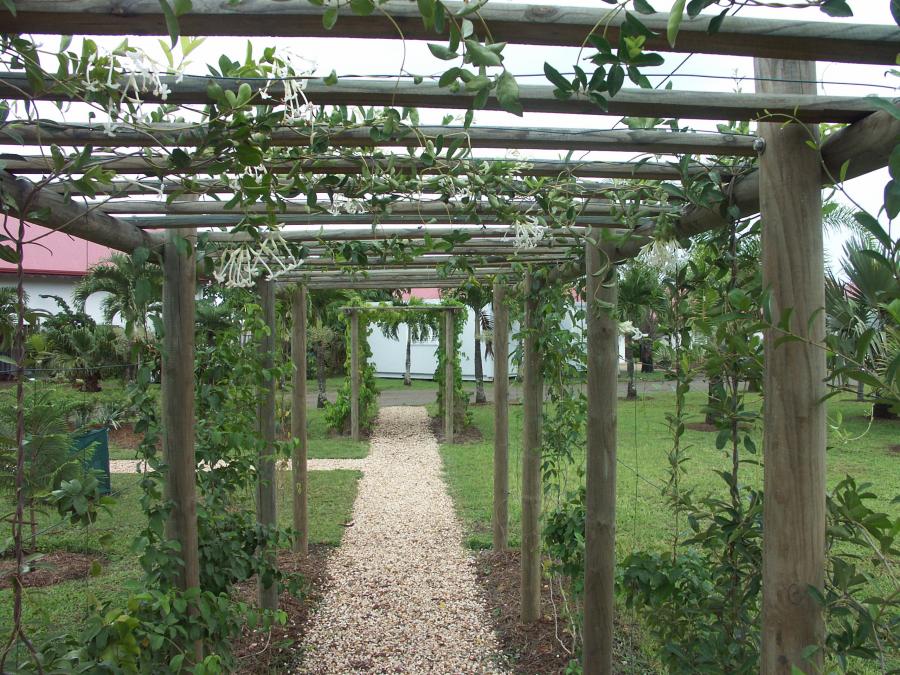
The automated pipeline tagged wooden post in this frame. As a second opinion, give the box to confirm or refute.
[444,309,455,443]
[583,237,618,675]
[492,281,509,551]
[350,310,360,442]
[161,227,201,659]
[520,271,543,623]
[291,285,308,556]
[256,277,278,610]
[755,57,826,675]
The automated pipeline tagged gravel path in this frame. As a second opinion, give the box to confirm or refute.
[297,406,506,674]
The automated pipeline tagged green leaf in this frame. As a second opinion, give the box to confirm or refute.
[427,43,459,61]
[853,211,892,250]
[350,0,375,15]
[633,0,655,14]
[465,40,503,67]
[884,179,900,219]
[820,0,853,17]
[607,64,625,97]
[157,0,181,46]
[323,69,338,86]
[438,67,461,87]
[322,6,338,30]
[667,0,686,47]
[892,0,900,26]
[869,96,900,121]
[543,63,572,92]
[496,70,522,116]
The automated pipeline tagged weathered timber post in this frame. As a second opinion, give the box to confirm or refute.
[492,281,509,551]
[350,309,360,442]
[755,57,826,675]
[256,277,278,610]
[521,271,543,623]
[291,284,308,556]
[161,227,202,659]
[583,237,618,675]
[444,309,455,443]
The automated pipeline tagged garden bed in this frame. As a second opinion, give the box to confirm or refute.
[0,551,103,589]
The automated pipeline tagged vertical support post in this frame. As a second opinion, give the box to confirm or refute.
[444,309,455,443]
[583,237,618,675]
[350,309,360,442]
[520,271,543,623]
[256,277,278,610]
[291,285,308,556]
[755,57,826,675]
[492,281,509,551]
[161,228,201,656]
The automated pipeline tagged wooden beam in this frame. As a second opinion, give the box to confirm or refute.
[492,280,509,552]
[95,199,670,217]
[582,237,617,675]
[611,108,900,262]
[160,225,201,661]
[124,214,621,229]
[443,309,455,444]
[0,170,155,253]
[206,226,586,243]
[4,121,758,156]
[349,309,361,442]
[256,277,279,611]
[46,177,621,199]
[0,73,883,123]
[291,284,308,557]
[6,1,897,64]
[756,58,826,675]
[520,270,543,623]
[2,153,692,181]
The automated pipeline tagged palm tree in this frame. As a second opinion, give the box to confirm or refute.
[617,261,664,399]
[449,281,493,404]
[308,289,352,408]
[73,254,162,376]
[376,297,438,386]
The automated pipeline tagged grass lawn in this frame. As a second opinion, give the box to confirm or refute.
[0,469,361,641]
[439,386,900,555]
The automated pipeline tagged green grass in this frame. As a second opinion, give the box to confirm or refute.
[440,389,900,556]
[0,468,361,640]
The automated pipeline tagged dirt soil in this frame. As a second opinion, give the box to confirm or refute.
[232,545,331,674]
[473,549,656,674]
[0,551,102,589]
[429,414,484,444]
[685,422,718,433]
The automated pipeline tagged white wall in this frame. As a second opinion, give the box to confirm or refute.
[1,276,115,325]
[369,302,520,381]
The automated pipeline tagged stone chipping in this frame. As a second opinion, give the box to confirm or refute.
[297,406,506,674]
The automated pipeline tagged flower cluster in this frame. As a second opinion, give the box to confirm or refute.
[213,230,305,288]
[511,214,546,249]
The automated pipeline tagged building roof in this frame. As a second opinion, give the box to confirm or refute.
[0,220,113,277]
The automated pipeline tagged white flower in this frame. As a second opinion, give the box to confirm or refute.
[214,230,305,288]
[512,215,546,249]
[641,239,682,276]
[618,321,643,340]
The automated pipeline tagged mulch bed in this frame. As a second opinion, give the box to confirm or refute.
[473,549,656,674]
[889,444,900,455]
[109,423,144,450]
[430,415,484,444]
[684,422,718,433]
[232,544,331,674]
[0,551,101,589]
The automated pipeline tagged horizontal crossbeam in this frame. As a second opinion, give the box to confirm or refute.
[5,1,897,65]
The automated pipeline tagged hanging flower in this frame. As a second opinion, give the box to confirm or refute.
[511,214,546,249]
[618,320,643,340]
[213,230,305,288]
[641,239,682,276]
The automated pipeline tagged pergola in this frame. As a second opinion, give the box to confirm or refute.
[2,3,898,672]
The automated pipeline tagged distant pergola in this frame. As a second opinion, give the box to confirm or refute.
[2,3,898,672]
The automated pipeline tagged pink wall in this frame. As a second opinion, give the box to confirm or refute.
[405,288,442,300]
[0,219,112,277]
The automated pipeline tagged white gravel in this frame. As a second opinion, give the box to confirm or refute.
[297,406,506,674]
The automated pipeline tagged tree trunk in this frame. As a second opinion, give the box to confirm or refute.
[625,335,636,400]
[856,379,865,402]
[639,337,654,373]
[706,375,722,426]
[404,330,412,386]
[316,343,327,408]
[474,315,486,404]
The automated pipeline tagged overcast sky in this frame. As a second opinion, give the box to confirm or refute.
[8,1,897,267]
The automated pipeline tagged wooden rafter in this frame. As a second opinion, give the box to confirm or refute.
[0,73,884,123]
[5,1,898,65]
